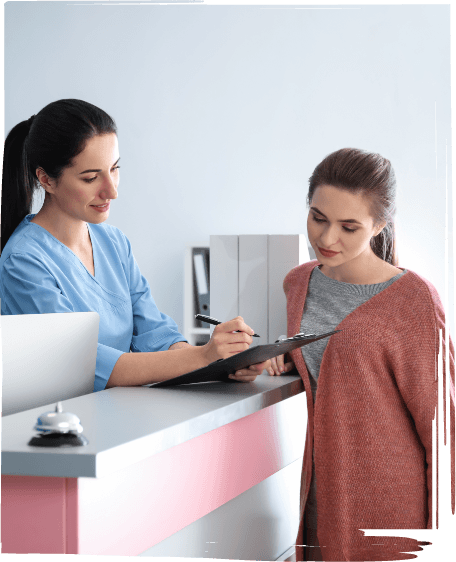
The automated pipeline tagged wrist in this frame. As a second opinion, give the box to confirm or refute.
[200,340,217,365]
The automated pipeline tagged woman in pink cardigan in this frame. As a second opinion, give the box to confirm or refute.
[270,148,455,561]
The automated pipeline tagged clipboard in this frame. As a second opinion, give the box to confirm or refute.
[149,330,341,388]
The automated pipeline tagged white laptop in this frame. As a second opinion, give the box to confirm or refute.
[1,312,99,416]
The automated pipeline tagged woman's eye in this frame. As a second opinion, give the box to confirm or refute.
[312,214,356,233]
[82,166,119,183]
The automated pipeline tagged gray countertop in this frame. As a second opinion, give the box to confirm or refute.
[1,374,304,478]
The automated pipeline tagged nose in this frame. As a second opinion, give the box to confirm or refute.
[99,174,118,201]
[319,224,340,248]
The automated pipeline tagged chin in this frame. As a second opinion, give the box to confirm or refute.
[87,214,110,225]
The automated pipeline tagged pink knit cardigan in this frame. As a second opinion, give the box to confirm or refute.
[284,261,455,561]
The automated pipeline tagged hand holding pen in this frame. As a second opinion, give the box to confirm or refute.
[196,314,260,337]
[197,314,270,382]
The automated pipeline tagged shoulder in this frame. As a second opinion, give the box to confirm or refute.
[0,219,47,268]
[402,270,447,334]
[395,269,443,311]
[283,260,319,295]
[90,221,127,242]
[89,222,133,254]
[375,268,447,337]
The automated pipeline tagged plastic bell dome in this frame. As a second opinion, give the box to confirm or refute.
[34,402,84,435]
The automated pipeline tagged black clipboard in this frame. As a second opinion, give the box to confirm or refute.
[149,330,341,388]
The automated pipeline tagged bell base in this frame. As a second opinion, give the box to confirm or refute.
[28,433,89,448]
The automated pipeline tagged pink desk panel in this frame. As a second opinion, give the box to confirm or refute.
[2,400,292,555]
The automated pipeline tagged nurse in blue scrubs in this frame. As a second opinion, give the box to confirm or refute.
[0,99,269,392]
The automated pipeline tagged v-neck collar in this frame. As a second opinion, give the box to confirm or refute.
[27,215,97,279]
[86,224,97,279]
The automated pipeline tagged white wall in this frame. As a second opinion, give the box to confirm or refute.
[4,3,453,334]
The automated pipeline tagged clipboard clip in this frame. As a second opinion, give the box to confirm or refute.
[275,333,316,343]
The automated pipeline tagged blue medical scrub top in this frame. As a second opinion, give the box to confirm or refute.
[0,215,187,392]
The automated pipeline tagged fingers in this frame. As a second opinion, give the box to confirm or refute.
[227,357,296,383]
[228,369,258,382]
[218,316,254,338]
[204,317,254,363]
[269,354,285,375]
[213,322,252,346]
[269,357,277,375]
[268,357,295,376]
[247,359,270,372]
[283,361,295,373]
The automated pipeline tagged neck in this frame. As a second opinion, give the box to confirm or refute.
[320,249,397,284]
[32,203,90,252]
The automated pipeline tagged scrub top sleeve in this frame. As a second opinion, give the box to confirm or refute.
[0,253,75,315]
[124,239,187,353]
[1,253,126,393]
[95,343,124,392]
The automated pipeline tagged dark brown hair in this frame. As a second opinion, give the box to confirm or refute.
[1,99,117,252]
[307,148,397,265]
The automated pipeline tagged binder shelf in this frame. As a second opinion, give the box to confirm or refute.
[184,245,211,346]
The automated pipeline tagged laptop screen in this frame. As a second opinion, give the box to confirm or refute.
[1,312,99,416]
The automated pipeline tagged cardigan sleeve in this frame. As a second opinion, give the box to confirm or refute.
[392,275,455,527]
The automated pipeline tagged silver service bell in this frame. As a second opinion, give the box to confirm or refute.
[28,402,88,447]
[34,402,84,434]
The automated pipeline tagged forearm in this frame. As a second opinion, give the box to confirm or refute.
[106,344,208,388]
[106,317,266,388]
[168,341,192,350]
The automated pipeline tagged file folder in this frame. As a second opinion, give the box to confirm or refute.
[239,235,268,347]
[149,330,340,388]
[268,235,309,343]
[210,234,309,344]
[210,235,239,328]
[193,247,210,326]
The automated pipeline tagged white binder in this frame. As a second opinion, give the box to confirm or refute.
[210,235,309,344]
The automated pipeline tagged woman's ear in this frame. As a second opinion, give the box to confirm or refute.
[36,168,56,194]
[373,221,387,238]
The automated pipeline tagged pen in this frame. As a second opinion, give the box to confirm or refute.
[195,314,261,337]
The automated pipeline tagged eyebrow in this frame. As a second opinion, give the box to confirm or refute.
[79,157,120,175]
[310,206,363,225]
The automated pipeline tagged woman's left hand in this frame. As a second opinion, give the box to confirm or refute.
[228,359,271,382]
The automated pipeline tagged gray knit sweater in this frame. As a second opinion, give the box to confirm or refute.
[300,265,406,533]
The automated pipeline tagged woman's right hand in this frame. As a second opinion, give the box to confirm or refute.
[202,316,254,364]
[268,354,295,376]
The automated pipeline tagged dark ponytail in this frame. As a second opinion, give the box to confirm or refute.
[307,148,398,266]
[1,116,38,252]
[1,99,117,252]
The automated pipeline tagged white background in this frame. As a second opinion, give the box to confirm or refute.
[3,2,453,335]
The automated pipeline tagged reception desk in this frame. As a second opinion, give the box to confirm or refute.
[2,373,306,559]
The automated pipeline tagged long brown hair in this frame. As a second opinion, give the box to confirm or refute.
[1,99,117,253]
[308,148,398,266]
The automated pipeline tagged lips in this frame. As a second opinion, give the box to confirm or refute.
[91,202,110,212]
[318,246,340,258]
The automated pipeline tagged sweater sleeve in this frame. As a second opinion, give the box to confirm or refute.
[393,276,455,527]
